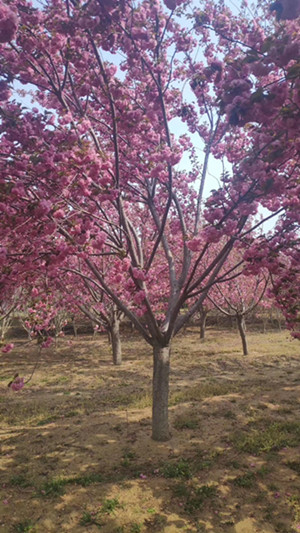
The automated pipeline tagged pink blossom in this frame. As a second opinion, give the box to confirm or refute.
[187,238,201,252]
[132,268,146,281]
[2,343,14,353]
[0,1,18,43]
[41,337,53,349]
[133,290,146,305]
[122,258,131,271]
[94,232,106,251]
[10,376,24,391]
[53,209,65,219]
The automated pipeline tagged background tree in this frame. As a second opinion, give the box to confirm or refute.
[208,270,269,355]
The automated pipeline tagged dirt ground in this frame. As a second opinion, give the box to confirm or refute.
[0,327,299,533]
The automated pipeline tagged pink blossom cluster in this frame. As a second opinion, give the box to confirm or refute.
[0,1,18,43]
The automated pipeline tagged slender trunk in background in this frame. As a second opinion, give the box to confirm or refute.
[199,306,208,340]
[111,310,122,366]
[237,314,248,356]
[72,317,78,337]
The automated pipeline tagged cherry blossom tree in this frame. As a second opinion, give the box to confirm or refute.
[61,268,125,365]
[208,270,269,355]
[0,0,299,440]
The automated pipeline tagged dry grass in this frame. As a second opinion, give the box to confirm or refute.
[0,327,299,533]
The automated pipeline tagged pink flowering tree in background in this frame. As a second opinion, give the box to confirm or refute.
[18,284,74,344]
[59,266,126,365]
[0,0,299,439]
[208,267,269,355]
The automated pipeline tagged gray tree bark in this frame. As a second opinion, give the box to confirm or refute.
[199,307,207,340]
[237,314,248,356]
[111,310,122,366]
[152,344,170,441]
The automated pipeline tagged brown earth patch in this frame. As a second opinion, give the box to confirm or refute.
[0,328,299,532]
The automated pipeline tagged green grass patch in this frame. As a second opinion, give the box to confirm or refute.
[288,495,300,524]
[79,497,121,527]
[36,415,59,426]
[13,521,35,532]
[286,461,300,474]
[106,390,152,409]
[39,478,69,497]
[170,381,238,405]
[162,458,191,479]
[100,497,121,514]
[232,420,300,454]
[192,448,223,472]
[72,472,103,486]
[127,392,152,409]
[79,510,103,529]
[184,484,217,515]
[144,513,167,530]
[232,471,256,488]
[257,465,273,478]
[129,523,142,533]
[121,449,136,467]
[174,415,198,430]
[9,474,32,488]
[39,471,104,495]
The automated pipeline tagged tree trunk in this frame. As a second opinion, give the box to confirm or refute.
[111,311,122,366]
[237,314,248,356]
[262,317,267,334]
[199,307,207,340]
[152,344,170,441]
[72,317,78,337]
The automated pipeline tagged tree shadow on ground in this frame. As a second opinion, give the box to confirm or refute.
[0,332,299,532]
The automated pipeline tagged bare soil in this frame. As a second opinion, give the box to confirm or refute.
[0,328,299,533]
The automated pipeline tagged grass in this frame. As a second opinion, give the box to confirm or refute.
[127,391,152,409]
[129,523,142,533]
[9,474,32,488]
[100,498,121,514]
[79,498,121,528]
[174,415,199,430]
[184,484,218,515]
[170,381,239,405]
[286,461,300,474]
[144,513,167,530]
[0,402,63,427]
[2,329,300,533]
[289,494,300,513]
[121,449,136,467]
[232,420,300,454]
[72,472,104,486]
[191,448,223,473]
[171,480,218,515]
[232,471,256,488]
[162,458,192,479]
[39,478,69,497]
[36,415,59,426]
[39,472,104,496]
[79,510,103,529]
[13,522,35,532]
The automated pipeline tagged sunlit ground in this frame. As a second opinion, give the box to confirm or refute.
[0,327,299,533]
